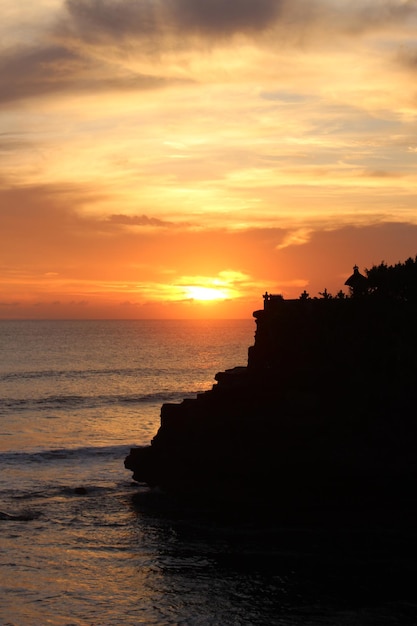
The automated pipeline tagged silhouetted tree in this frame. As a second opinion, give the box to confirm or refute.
[299,290,310,300]
[318,288,332,299]
[365,256,417,301]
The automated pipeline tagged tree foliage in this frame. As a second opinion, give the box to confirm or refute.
[365,255,417,301]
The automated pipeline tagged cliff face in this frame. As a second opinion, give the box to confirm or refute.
[125,297,417,512]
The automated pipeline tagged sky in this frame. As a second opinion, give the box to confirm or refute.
[1,0,417,319]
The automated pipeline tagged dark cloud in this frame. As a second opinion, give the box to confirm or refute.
[169,0,282,36]
[65,0,282,40]
[2,0,416,106]
[63,0,417,43]
[65,0,160,38]
[0,41,185,105]
[0,45,81,103]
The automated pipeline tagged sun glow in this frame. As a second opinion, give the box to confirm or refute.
[173,271,247,304]
[184,285,230,301]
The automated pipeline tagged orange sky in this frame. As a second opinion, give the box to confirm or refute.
[1,1,417,318]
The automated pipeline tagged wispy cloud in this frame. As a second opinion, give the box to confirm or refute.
[108,213,177,228]
[275,228,313,250]
[0,42,187,105]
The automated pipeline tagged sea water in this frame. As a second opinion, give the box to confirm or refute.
[0,319,416,625]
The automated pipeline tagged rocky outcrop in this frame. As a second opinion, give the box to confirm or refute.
[125,295,417,514]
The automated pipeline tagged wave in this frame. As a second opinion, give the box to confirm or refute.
[0,389,200,414]
[0,367,126,382]
[0,443,137,466]
[0,509,40,521]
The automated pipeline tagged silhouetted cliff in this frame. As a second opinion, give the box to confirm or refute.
[125,293,417,516]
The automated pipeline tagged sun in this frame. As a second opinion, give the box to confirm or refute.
[172,272,244,305]
[185,286,230,301]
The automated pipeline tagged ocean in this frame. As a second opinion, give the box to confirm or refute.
[1,319,416,625]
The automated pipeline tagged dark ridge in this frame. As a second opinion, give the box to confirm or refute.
[125,259,417,522]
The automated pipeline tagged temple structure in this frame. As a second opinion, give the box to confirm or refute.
[344,265,368,297]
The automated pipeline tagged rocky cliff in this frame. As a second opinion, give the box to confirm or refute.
[125,295,417,515]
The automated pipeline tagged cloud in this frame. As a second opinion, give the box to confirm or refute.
[0,132,33,152]
[0,300,20,308]
[168,269,256,302]
[0,45,80,104]
[0,182,100,220]
[275,228,313,250]
[64,0,282,41]
[169,0,282,36]
[62,0,417,44]
[108,213,178,228]
[1,0,416,108]
[0,41,184,105]
[396,45,417,72]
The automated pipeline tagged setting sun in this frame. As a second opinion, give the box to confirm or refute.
[184,286,230,302]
